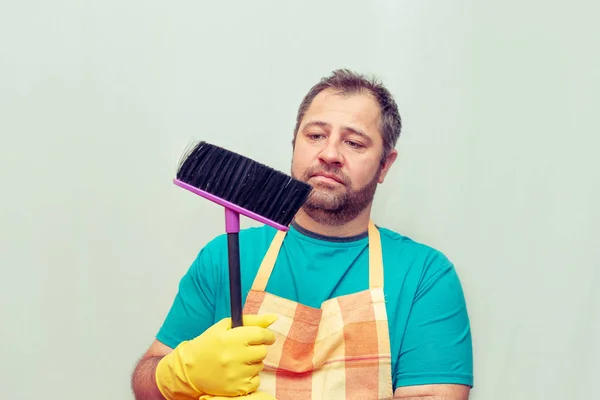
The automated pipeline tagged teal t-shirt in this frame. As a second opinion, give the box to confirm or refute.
[156,222,474,389]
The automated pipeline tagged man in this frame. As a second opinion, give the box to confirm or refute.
[131,69,473,399]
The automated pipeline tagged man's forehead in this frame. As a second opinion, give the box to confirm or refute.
[310,88,378,107]
[303,89,382,128]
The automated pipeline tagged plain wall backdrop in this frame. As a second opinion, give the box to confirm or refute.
[1,1,598,399]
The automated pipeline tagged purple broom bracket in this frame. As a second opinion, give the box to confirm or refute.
[225,208,240,233]
[173,179,291,231]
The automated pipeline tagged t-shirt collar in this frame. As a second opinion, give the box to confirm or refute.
[290,220,368,243]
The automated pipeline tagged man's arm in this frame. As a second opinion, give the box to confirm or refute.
[390,252,473,396]
[131,340,173,400]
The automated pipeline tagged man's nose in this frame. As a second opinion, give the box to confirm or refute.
[318,141,343,166]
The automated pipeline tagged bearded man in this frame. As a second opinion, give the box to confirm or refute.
[131,69,474,400]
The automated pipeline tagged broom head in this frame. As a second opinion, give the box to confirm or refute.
[174,140,313,231]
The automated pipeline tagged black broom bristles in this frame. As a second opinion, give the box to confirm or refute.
[175,140,313,227]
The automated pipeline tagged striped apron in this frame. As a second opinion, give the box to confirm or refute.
[243,221,393,399]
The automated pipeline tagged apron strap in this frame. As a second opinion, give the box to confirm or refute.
[251,229,287,291]
[368,221,384,289]
[250,220,384,292]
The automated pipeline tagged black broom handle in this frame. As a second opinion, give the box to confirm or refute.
[227,231,243,328]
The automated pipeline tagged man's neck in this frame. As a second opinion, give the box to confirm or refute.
[292,206,372,237]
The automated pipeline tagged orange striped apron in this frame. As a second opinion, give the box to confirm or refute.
[243,221,393,399]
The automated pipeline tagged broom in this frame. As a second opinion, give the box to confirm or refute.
[174,140,312,328]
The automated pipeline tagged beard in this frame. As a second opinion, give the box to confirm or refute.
[292,163,381,226]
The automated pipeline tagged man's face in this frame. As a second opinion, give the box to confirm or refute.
[291,89,397,225]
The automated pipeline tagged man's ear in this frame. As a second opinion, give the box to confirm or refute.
[378,149,398,184]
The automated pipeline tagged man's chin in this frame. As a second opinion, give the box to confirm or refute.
[310,181,346,196]
[304,192,345,211]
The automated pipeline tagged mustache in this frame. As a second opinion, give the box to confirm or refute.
[303,165,350,186]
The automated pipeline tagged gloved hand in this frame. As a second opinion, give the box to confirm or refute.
[155,314,278,399]
[199,391,277,400]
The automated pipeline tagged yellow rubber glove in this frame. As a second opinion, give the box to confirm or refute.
[199,391,277,400]
[155,314,278,399]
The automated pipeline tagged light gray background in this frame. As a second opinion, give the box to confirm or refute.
[1,1,598,399]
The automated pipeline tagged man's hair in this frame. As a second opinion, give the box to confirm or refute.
[292,69,402,161]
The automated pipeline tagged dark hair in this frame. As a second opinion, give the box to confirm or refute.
[292,69,402,161]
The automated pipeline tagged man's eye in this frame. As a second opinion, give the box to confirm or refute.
[308,134,323,140]
[346,140,363,149]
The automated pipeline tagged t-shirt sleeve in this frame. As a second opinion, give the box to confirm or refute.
[155,245,218,349]
[395,256,474,388]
